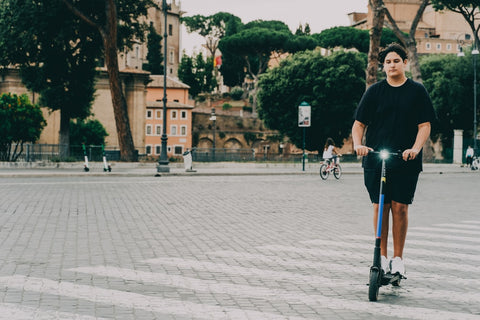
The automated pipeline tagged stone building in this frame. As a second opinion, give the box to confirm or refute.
[349,0,474,54]
[0,1,185,156]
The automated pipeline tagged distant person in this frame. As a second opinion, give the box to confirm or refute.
[465,145,474,168]
[322,138,341,164]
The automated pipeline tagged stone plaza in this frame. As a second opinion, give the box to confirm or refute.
[0,167,478,319]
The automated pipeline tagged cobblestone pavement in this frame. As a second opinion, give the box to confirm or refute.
[0,172,479,319]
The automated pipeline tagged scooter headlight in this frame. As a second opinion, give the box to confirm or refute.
[379,150,389,159]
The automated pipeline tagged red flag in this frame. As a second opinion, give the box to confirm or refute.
[214,55,222,68]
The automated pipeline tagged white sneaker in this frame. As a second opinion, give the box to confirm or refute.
[390,256,405,276]
[381,256,390,274]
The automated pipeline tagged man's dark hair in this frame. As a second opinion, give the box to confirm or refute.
[378,43,408,63]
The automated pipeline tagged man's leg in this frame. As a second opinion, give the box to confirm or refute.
[391,201,409,258]
[373,203,391,257]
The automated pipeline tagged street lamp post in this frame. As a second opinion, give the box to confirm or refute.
[157,0,170,173]
[473,45,479,154]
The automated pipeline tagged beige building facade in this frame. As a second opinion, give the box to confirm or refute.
[145,75,194,158]
[349,0,474,54]
[0,0,185,156]
[119,0,182,78]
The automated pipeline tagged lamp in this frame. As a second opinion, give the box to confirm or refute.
[157,0,170,173]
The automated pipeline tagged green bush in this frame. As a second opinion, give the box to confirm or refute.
[230,86,244,100]
[222,103,232,110]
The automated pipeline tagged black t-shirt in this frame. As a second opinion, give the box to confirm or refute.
[354,79,436,172]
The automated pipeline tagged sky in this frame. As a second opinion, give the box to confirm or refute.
[178,0,369,55]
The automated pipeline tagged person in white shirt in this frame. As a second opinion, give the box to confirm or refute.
[322,138,341,164]
[465,145,474,168]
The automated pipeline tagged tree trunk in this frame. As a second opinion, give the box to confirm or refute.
[103,0,137,161]
[59,111,70,158]
[406,39,422,82]
[384,0,429,83]
[366,0,385,88]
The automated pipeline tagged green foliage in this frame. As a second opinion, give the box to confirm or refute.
[222,103,232,110]
[178,52,217,97]
[313,27,402,53]
[70,119,109,146]
[243,132,257,146]
[431,0,479,44]
[230,87,244,100]
[0,93,46,161]
[143,24,163,75]
[243,20,291,34]
[257,50,366,151]
[420,52,478,148]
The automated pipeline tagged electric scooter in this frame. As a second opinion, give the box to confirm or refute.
[368,150,406,301]
[102,145,112,172]
[82,143,90,172]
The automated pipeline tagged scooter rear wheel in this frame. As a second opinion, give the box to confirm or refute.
[368,268,380,301]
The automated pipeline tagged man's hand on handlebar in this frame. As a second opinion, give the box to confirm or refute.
[354,145,373,156]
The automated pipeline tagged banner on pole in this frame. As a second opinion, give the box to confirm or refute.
[298,103,311,127]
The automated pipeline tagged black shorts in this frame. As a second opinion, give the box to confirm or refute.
[364,169,420,205]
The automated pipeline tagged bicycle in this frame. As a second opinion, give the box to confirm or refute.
[319,157,342,180]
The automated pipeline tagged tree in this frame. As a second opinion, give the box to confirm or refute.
[0,93,46,161]
[383,0,430,82]
[367,0,387,87]
[182,12,242,57]
[313,26,400,54]
[257,50,366,151]
[0,0,101,157]
[178,52,217,98]
[70,119,109,146]
[143,24,164,75]
[420,52,478,150]
[60,0,156,161]
[219,27,291,115]
[431,0,480,45]
[219,15,245,87]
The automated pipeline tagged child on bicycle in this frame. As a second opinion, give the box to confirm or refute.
[322,138,341,165]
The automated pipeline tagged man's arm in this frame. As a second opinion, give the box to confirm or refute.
[352,120,373,156]
[402,122,431,161]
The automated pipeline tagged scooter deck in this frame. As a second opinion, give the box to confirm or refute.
[381,272,405,286]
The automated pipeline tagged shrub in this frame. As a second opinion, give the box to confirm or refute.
[230,86,244,100]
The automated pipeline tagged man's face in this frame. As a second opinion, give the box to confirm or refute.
[383,51,407,78]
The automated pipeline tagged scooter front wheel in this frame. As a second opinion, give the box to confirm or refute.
[368,268,380,301]
[319,164,329,180]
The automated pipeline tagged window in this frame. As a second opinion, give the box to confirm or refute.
[181,125,187,136]
[174,146,183,155]
[181,111,187,119]
[447,43,452,51]
[155,145,161,155]
[169,50,174,64]
[171,125,177,136]
[168,24,173,36]
[146,124,152,135]
[436,43,441,51]
[146,110,152,119]
[155,125,162,135]
[146,145,152,155]
[171,110,178,119]
[426,42,431,50]
[156,110,162,119]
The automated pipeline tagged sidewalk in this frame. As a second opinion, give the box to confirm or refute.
[0,160,472,177]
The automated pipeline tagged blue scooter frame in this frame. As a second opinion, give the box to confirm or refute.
[368,150,405,301]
